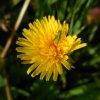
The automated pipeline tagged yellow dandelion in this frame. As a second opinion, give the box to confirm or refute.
[16,16,87,81]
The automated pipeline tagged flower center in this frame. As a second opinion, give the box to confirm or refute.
[49,43,57,57]
[48,42,64,61]
[39,41,64,62]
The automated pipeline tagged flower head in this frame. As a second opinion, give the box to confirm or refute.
[16,16,87,81]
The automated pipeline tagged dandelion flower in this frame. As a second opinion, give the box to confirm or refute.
[16,16,87,81]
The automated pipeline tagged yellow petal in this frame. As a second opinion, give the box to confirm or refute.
[27,62,40,74]
[17,54,29,60]
[23,29,33,41]
[31,63,43,77]
[56,63,63,74]
[53,65,58,81]
[40,71,47,80]
[46,66,53,81]
[62,21,69,36]
[31,59,48,77]
[73,43,87,51]
[61,60,71,70]
[21,60,32,64]
[16,40,32,47]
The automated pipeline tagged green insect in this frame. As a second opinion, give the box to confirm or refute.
[54,30,62,43]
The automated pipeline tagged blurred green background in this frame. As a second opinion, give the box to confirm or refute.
[0,0,100,100]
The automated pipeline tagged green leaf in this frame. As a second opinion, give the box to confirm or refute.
[46,0,57,5]
[12,0,21,6]
[0,75,5,87]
